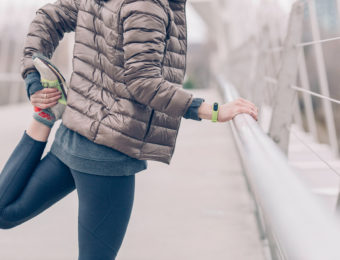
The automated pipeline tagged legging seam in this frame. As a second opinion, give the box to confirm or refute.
[92,202,113,233]
[78,220,116,251]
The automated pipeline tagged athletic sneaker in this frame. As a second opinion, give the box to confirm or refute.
[32,53,68,127]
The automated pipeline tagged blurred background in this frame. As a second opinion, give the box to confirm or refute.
[2,0,340,148]
[2,0,340,259]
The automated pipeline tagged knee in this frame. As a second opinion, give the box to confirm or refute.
[0,209,19,229]
[0,220,17,229]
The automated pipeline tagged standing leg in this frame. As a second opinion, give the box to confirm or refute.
[0,132,75,228]
[70,169,135,260]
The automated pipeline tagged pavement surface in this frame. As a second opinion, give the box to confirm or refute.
[0,88,265,260]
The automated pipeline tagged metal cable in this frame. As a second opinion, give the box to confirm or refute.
[263,76,340,105]
[297,36,340,47]
[290,85,340,105]
[258,36,340,54]
[287,125,340,178]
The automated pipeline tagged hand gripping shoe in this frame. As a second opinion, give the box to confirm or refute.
[32,53,68,121]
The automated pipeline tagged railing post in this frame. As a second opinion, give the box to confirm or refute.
[308,0,339,156]
[251,27,271,117]
[337,0,340,26]
[297,48,318,140]
[268,1,304,154]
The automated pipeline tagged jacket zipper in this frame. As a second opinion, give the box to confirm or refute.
[143,109,155,140]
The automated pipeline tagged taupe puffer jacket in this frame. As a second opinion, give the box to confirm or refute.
[21,0,194,164]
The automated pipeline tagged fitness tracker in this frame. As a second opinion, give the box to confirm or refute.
[212,102,219,122]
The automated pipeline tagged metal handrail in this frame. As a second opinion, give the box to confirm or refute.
[216,75,340,260]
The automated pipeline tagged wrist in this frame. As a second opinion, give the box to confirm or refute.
[25,72,42,100]
[198,102,213,120]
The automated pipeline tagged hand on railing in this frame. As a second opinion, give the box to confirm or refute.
[198,98,258,122]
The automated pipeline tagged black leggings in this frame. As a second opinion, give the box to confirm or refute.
[0,132,135,260]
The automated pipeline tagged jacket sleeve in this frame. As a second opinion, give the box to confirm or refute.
[121,0,194,118]
[21,0,79,79]
[183,97,205,121]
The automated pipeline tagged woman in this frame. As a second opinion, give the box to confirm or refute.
[0,0,258,259]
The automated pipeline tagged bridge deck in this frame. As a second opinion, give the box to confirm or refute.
[288,125,340,211]
[0,88,265,260]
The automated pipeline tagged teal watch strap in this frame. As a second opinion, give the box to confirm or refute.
[212,102,219,122]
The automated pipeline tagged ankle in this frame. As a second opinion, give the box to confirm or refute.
[26,118,51,142]
[33,107,56,128]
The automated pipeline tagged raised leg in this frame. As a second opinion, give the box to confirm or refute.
[0,132,75,228]
[0,131,47,210]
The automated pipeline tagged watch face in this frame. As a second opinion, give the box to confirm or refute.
[213,103,218,111]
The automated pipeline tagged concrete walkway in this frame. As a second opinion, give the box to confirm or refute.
[0,88,265,260]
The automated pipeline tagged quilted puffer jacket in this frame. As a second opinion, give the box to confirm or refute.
[21,0,194,164]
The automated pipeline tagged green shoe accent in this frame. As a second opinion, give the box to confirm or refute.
[41,79,59,88]
[41,79,67,105]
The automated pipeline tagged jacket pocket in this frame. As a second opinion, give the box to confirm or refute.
[143,109,154,140]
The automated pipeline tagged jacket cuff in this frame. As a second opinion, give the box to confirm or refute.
[183,98,205,121]
[24,72,43,100]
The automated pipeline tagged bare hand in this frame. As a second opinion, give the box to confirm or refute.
[30,88,62,109]
[218,98,258,122]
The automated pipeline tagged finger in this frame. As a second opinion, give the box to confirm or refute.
[242,99,256,109]
[36,98,50,104]
[31,91,44,99]
[33,89,44,95]
[238,98,254,106]
[244,103,257,114]
[46,95,62,103]
[41,88,60,93]
[247,104,257,112]
[235,98,244,105]
[32,88,57,97]
[33,93,45,100]
[250,108,258,118]
[238,98,248,104]
[240,106,254,116]
[36,102,58,109]
[252,113,258,121]
[44,92,62,100]
[33,103,44,109]
[249,109,258,121]
[49,91,62,98]
[44,101,58,108]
